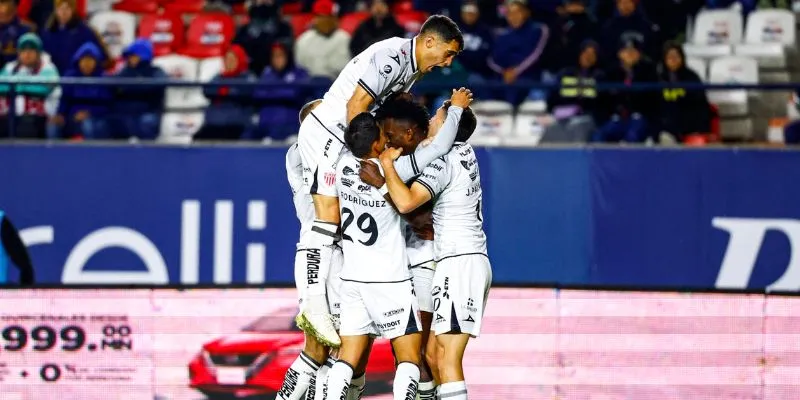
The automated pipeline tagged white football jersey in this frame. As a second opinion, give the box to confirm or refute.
[286,144,315,241]
[311,37,422,141]
[336,153,411,283]
[415,143,488,259]
[405,221,434,267]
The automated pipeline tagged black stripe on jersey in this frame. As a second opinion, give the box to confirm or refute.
[410,152,420,175]
[409,39,417,73]
[310,112,345,144]
[357,79,379,100]
[435,252,489,263]
[310,166,320,194]
[340,277,412,284]
[409,260,434,269]
[416,179,436,200]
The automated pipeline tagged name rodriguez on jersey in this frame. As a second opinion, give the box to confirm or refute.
[340,192,388,208]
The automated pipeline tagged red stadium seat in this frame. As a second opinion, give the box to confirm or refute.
[281,1,304,15]
[289,13,315,38]
[683,134,709,146]
[138,13,185,57]
[395,10,427,33]
[339,11,370,35]
[392,0,415,13]
[178,12,235,58]
[163,0,205,14]
[113,0,159,14]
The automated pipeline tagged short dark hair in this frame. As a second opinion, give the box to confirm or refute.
[454,107,477,142]
[420,15,463,51]
[375,97,430,140]
[345,112,381,158]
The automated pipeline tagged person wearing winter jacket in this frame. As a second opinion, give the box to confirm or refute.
[47,42,112,139]
[111,39,166,140]
[40,0,110,74]
[658,42,712,141]
[349,0,405,56]
[250,42,309,141]
[600,0,662,65]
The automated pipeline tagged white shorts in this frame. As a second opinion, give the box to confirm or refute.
[339,279,422,340]
[410,262,435,313]
[295,245,344,328]
[431,254,492,338]
[297,111,346,197]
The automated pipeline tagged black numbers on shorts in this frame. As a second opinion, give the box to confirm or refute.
[341,207,379,246]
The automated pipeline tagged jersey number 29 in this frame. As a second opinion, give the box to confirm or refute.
[341,207,378,246]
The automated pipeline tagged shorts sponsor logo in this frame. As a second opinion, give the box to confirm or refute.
[463,314,475,323]
[383,64,393,74]
[443,278,450,299]
[384,308,405,318]
[431,286,441,296]
[463,297,478,313]
[434,313,445,323]
[378,320,401,330]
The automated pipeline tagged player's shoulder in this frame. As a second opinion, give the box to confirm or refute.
[451,142,475,159]
[336,151,358,173]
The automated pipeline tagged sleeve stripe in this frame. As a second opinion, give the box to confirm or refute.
[410,153,419,175]
[357,79,378,100]
[416,179,436,200]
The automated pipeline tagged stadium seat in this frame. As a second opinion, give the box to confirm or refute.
[163,0,205,14]
[339,12,370,35]
[281,1,304,15]
[395,11,427,33]
[708,55,759,140]
[198,57,224,82]
[89,11,137,59]
[289,13,315,38]
[159,111,205,143]
[113,0,159,14]
[683,9,742,59]
[509,100,548,145]
[734,9,796,69]
[152,55,203,110]
[685,56,708,81]
[138,13,185,57]
[469,100,513,146]
[178,13,235,58]
[392,0,415,13]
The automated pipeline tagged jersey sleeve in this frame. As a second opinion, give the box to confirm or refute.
[357,48,405,102]
[415,157,450,200]
[394,106,463,183]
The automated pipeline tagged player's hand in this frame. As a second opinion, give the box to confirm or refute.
[379,147,403,165]
[449,87,473,109]
[359,160,385,188]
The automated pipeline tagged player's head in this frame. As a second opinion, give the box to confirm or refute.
[298,99,322,124]
[416,15,463,73]
[345,112,387,159]
[375,97,430,156]
[429,100,477,142]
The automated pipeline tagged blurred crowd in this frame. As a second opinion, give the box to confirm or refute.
[0,0,794,143]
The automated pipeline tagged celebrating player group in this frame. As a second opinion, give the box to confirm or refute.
[277,15,492,400]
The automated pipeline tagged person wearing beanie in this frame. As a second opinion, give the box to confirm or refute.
[232,0,294,75]
[41,0,110,74]
[0,32,59,138]
[349,0,405,56]
[591,36,659,143]
[110,38,166,140]
[251,42,310,142]
[295,0,351,80]
[0,0,35,70]
[193,44,257,141]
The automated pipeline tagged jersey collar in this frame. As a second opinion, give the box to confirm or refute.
[409,37,418,73]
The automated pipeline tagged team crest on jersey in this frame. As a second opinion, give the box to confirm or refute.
[324,172,336,186]
[342,165,357,176]
[383,64,393,74]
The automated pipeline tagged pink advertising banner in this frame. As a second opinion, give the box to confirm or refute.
[0,288,797,400]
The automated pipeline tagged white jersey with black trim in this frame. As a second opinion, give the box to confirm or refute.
[336,152,411,283]
[286,144,315,241]
[310,37,421,140]
[404,221,434,267]
[415,143,488,259]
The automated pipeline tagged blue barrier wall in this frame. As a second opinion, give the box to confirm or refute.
[2,144,799,290]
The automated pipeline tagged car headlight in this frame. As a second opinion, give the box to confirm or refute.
[246,352,274,377]
[201,350,216,373]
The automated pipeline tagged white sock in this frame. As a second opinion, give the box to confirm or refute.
[305,221,336,303]
[417,380,436,400]
[346,373,366,400]
[393,362,420,400]
[276,352,321,400]
[438,381,467,400]
[310,357,335,400]
[324,360,354,400]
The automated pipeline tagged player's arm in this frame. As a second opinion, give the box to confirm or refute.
[379,148,441,214]
[346,48,405,124]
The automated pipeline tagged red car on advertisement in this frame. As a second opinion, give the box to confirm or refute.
[188,308,395,399]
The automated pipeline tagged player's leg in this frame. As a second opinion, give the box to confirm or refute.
[345,337,375,400]
[411,264,438,399]
[296,119,344,347]
[309,244,345,400]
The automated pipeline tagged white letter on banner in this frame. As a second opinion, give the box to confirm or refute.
[62,227,169,284]
[180,200,201,284]
[19,226,54,247]
[213,200,234,284]
[714,217,800,291]
[247,200,267,284]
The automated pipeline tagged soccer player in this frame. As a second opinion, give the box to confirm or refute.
[372,105,487,400]
[294,15,464,348]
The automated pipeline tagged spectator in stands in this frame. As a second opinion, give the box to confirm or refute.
[413,0,460,21]
[591,37,658,143]
[0,33,58,138]
[349,0,405,56]
[48,42,111,140]
[20,0,53,30]
[488,0,550,104]
[639,0,703,43]
[41,0,110,74]
[545,40,608,142]
[0,0,34,70]
[250,42,309,142]
[111,39,165,140]
[658,42,711,142]
[295,0,351,80]
[600,0,661,65]
[549,0,597,72]
[194,45,256,141]
[233,0,294,75]
[457,1,493,80]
